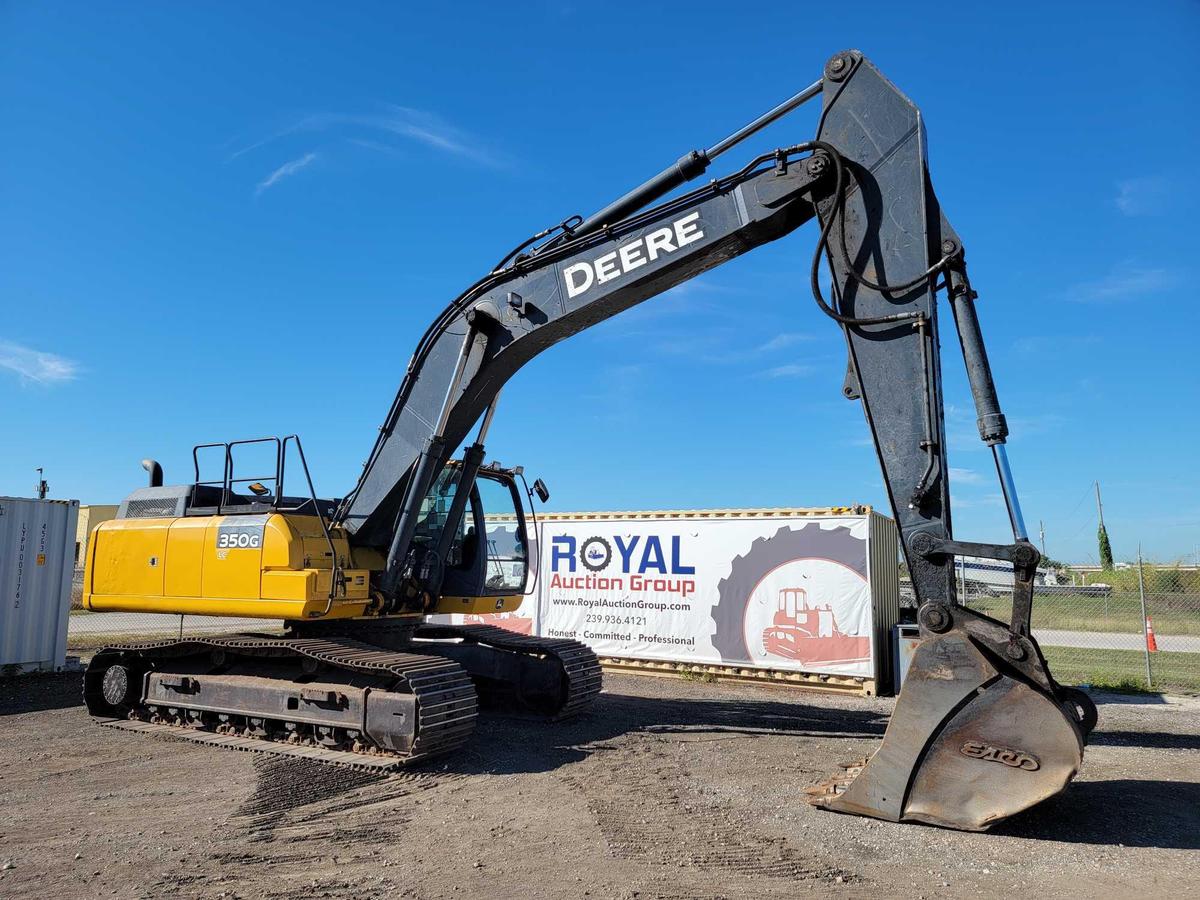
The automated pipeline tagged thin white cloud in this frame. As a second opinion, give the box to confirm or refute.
[1013,334,1101,354]
[383,106,474,156]
[756,332,815,353]
[1115,176,1171,217]
[605,363,647,380]
[256,152,318,196]
[652,332,730,358]
[758,363,814,379]
[946,403,1064,453]
[1005,412,1065,439]
[611,278,737,327]
[1066,263,1181,304]
[944,404,989,453]
[348,137,403,157]
[617,327,819,366]
[950,467,984,485]
[0,339,79,385]
[233,106,507,169]
[579,363,648,426]
[952,492,1005,510]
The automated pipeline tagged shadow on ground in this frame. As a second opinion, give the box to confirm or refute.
[996,779,1200,849]
[0,671,83,716]
[435,689,890,777]
[1092,691,1170,706]
[1090,729,1200,750]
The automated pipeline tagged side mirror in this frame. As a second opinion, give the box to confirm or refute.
[532,478,550,503]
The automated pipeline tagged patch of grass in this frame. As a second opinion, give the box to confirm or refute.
[678,668,718,684]
[966,592,1200,636]
[1042,645,1200,695]
[1085,677,1159,695]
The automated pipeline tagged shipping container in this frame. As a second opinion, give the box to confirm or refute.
[456,506,901,696]
[0,497,79,674]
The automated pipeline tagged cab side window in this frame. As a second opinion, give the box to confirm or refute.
[412,467,474,567]
[476,476,527,593]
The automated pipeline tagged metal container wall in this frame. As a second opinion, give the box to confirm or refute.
[868,509,902,693]
[455,505,903,696]
[892,623,921,694]
[0,497,79,673]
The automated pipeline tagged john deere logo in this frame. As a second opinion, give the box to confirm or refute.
[959,740,1040,771]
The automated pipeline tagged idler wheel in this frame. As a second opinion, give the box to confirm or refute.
[101,664,137,709]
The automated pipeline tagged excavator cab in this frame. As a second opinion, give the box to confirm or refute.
[413,461,532,608]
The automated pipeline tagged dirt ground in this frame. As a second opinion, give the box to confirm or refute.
[1,671,1197,900]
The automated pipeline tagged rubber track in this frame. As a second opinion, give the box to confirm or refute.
[413,622,603,718]
[87,633,478,765]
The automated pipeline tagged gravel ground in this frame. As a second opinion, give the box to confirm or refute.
[0,671,1196,899]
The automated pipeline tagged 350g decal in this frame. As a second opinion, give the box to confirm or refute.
[217,530,261,549]
[215,517,267,553]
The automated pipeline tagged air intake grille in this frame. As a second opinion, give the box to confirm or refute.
[125,498,179,519]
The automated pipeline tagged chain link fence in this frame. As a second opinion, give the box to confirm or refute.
[69,564,1198,694]
[902,564,1200,694]
[68,568,283,650]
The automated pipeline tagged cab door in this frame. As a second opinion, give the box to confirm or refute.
[439,471,529,602]
[473,474,529,596]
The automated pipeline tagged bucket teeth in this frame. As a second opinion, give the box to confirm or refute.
[806,759,868,801]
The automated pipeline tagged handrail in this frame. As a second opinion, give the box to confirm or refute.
[191,434,344,612]
[282,435,344,612]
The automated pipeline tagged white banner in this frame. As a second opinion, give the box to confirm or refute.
[465,514,878,679]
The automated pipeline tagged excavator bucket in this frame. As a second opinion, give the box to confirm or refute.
[808,624,1090,831]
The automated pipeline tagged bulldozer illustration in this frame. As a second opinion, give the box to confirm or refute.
[761,587,871,665]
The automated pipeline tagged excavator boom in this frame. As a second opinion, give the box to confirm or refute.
[83,50,1093,832]
[332,50,1092,830]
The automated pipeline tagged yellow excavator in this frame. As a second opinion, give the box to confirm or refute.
[81,50,1096,831]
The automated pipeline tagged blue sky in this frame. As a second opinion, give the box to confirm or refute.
[2,2,1198,564]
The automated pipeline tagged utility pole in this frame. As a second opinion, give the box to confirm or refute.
[1038,520,1046,557]
[34,467,48,500]
[1095,480,1114,568]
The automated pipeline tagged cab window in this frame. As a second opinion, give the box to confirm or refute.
[475,475,527,593]
[413,466,471,567]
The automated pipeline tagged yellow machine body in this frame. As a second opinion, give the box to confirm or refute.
[82,512,524,621]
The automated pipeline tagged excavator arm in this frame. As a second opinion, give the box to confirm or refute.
[336,128,826,551]
[331,50,1093,830]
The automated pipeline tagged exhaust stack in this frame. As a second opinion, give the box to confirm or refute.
[141,459,163,487]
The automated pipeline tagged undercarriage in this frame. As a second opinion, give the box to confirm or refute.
[84,624,602,770]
